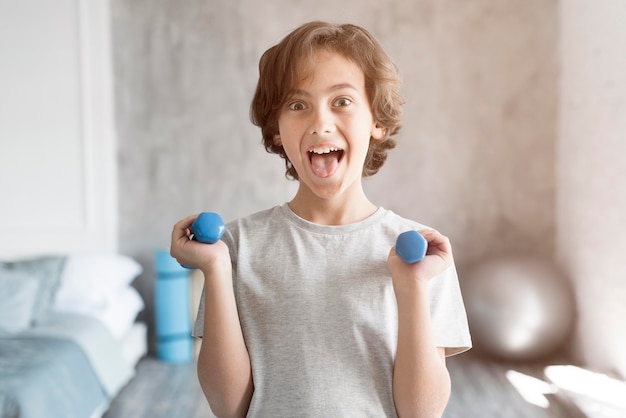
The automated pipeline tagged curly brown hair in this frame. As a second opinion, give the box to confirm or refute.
[250,21,404,180]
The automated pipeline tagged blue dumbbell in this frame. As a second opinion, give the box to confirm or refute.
[180,212,226,269]
[191,212,226,244]
[395,230,428,264]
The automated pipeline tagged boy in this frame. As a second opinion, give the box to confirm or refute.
[171,21,471,417]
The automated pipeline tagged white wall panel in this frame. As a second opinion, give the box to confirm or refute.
[0,0,116,255]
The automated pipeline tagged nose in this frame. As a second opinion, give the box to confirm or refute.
[309,106,335,135]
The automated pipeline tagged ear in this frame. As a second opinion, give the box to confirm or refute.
[273,134,282,146]
[371,123,386,141]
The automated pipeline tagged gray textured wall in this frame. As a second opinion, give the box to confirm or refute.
[111,0,557,342]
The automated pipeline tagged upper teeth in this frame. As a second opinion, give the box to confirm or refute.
[309,147,340,154]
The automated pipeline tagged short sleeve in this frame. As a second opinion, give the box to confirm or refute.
[429,263,472,356]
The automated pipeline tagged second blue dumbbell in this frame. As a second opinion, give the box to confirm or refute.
[191,212,226,244]
[395,230,428,264]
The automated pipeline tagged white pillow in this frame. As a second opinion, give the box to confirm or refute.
[55,285,145,339]
[54,253,142,309]
[97,286,145,339]
[0,271,40,333]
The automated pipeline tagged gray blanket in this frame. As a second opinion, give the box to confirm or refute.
[0,336,106,418]
[0,313,135,418]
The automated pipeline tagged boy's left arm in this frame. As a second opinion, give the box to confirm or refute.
[388,229,454,418]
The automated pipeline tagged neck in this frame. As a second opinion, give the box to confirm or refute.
[288,183,377,226]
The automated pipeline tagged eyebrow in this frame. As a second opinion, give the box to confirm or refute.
[289,83,359,98]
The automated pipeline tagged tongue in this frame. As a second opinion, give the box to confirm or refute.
[310,152,340,178]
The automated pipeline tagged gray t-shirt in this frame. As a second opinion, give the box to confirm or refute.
[194,204,471,417]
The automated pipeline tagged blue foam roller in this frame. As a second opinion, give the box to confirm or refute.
[157,337,193,364]
[154,250,192,363]
[396,230,428,264]
[155,275,191,336]
[155,249,189,275]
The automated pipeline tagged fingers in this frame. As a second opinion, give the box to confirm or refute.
[172,214,199,240]
[388,228,454,285]
[170,214,200,259]
[418,228,452,256]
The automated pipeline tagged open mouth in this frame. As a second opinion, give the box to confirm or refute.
[308,146,344,178]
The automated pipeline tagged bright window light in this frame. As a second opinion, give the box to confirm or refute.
[505,369,557,409]
[544,365,626,417]
[506,365,626,417]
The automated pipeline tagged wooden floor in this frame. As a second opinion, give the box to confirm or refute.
[103,353,589,418]
[444,354,586,418]
[103,357,214,418]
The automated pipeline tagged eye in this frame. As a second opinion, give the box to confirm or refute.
[287,101,307,111]
[333,97,352,107]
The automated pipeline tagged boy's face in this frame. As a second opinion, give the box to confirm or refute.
[275,50,384,200]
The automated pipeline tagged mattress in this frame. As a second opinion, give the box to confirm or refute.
[120,322,148,368]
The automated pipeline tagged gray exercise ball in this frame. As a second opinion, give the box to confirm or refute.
[462,256,576,361]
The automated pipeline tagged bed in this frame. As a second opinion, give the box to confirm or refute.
[0,254,147,418]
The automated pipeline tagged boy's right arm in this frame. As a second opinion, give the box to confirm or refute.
[171,216,253,418]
